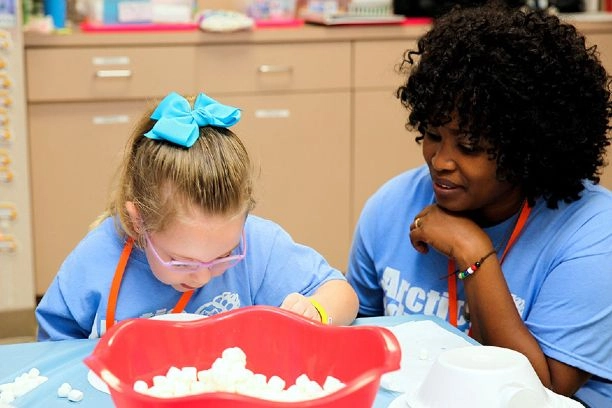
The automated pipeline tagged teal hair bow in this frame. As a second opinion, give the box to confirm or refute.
[144,92,241,148]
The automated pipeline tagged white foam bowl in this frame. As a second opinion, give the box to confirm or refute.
[149,313,207,321]
[406,346,552,408]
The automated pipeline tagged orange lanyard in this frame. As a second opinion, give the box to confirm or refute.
[105,237,194,332]
[447,202,532,328]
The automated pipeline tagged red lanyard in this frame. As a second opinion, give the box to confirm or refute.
[105,237,194,332]
[447,202,532,328]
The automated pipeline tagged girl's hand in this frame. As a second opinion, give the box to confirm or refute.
[280,292,322,323]
[409,204,493,264]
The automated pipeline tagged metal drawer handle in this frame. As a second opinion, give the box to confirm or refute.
[95,69,133,78]
[92,115,131,125]
[257,65,293,74]
[255,109,290,119]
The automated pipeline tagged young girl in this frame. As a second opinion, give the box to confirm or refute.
[36,92,359,340]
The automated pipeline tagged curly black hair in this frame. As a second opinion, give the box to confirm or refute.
[397,4,612,208]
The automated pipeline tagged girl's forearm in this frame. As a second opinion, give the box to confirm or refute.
[311,279,359,326]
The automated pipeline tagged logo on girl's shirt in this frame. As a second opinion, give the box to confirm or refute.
[195,291,240,316]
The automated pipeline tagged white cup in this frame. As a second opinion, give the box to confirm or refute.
[407,346,551,408]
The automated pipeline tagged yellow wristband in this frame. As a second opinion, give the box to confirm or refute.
[308,298,331,325]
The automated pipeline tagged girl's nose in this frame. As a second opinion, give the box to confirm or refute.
[188,269,212,287]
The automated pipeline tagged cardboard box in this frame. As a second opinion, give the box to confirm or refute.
[86,0,195,24]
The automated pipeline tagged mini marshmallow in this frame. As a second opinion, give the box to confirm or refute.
[295,373,311,388]
[57,382,72,398]
[132,346,346,401]
[323,376,344,393]
[211,357,233,373]
[173,381,190,397]
[147,385,173,398]
[189,381,208,395]
[251,373,267,387]
[196,369,213,383]
[33,377,48,387]
[152,375,169,388]
[14,374,27,383]
[165,366,182,381]
[267,375,286,392]
[67,389,84,402]
[150,382,173,397]
[27,368,40,378]
[133,380,148,394]
[282,384,305,402]
[0,369,48,401]
[303,380,324,397]
[180,367,197,383]
[221,347,247,364]
[228,367,253,385]
[0,390,15,403]
[11,383,29,398]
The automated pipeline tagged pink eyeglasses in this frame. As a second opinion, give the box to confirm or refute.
[144,230,246,274]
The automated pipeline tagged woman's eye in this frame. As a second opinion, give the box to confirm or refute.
[458,143,484,154]
[459,144,477,153]
[424,131,441,142]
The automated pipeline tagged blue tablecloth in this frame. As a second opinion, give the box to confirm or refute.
[0,314,473,407]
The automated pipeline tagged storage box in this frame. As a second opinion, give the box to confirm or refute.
[85,0,195,24]
[246,0,297,21]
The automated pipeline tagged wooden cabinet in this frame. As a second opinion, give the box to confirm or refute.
[28,101,145,294]
[26,38,353,294]
[26,46,196,102]
[585,32,612,190]
[221,93,351,270]
[196,42,351,93]
[197,42,352,271]
[26,44,198,293]
[352,40,423,227]
[23,22,612,295]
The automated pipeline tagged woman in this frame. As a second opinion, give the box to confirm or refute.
[347,5,612,406]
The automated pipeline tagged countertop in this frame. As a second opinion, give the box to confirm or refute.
[23,13,612,48]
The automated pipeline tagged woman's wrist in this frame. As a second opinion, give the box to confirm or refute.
[454,235,497,272]
[456,249,497,279]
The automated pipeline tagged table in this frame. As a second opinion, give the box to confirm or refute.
[0,315,474,407]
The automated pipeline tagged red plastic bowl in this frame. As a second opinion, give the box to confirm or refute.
[84,306,401,408]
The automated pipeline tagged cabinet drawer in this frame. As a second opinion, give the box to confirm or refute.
[353,90,422,228]
[586,33,612,72]
[29,101,146,293]
[26,47,196,102]
[353,40,413,89]
[196,43,350,94]
[587,34,612,190]
[216,92,351,271]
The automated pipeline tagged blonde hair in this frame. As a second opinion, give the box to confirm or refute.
[92,95,255,244]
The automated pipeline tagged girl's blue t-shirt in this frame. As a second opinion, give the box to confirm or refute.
[36,214,345,340]
[348,165,612,407]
